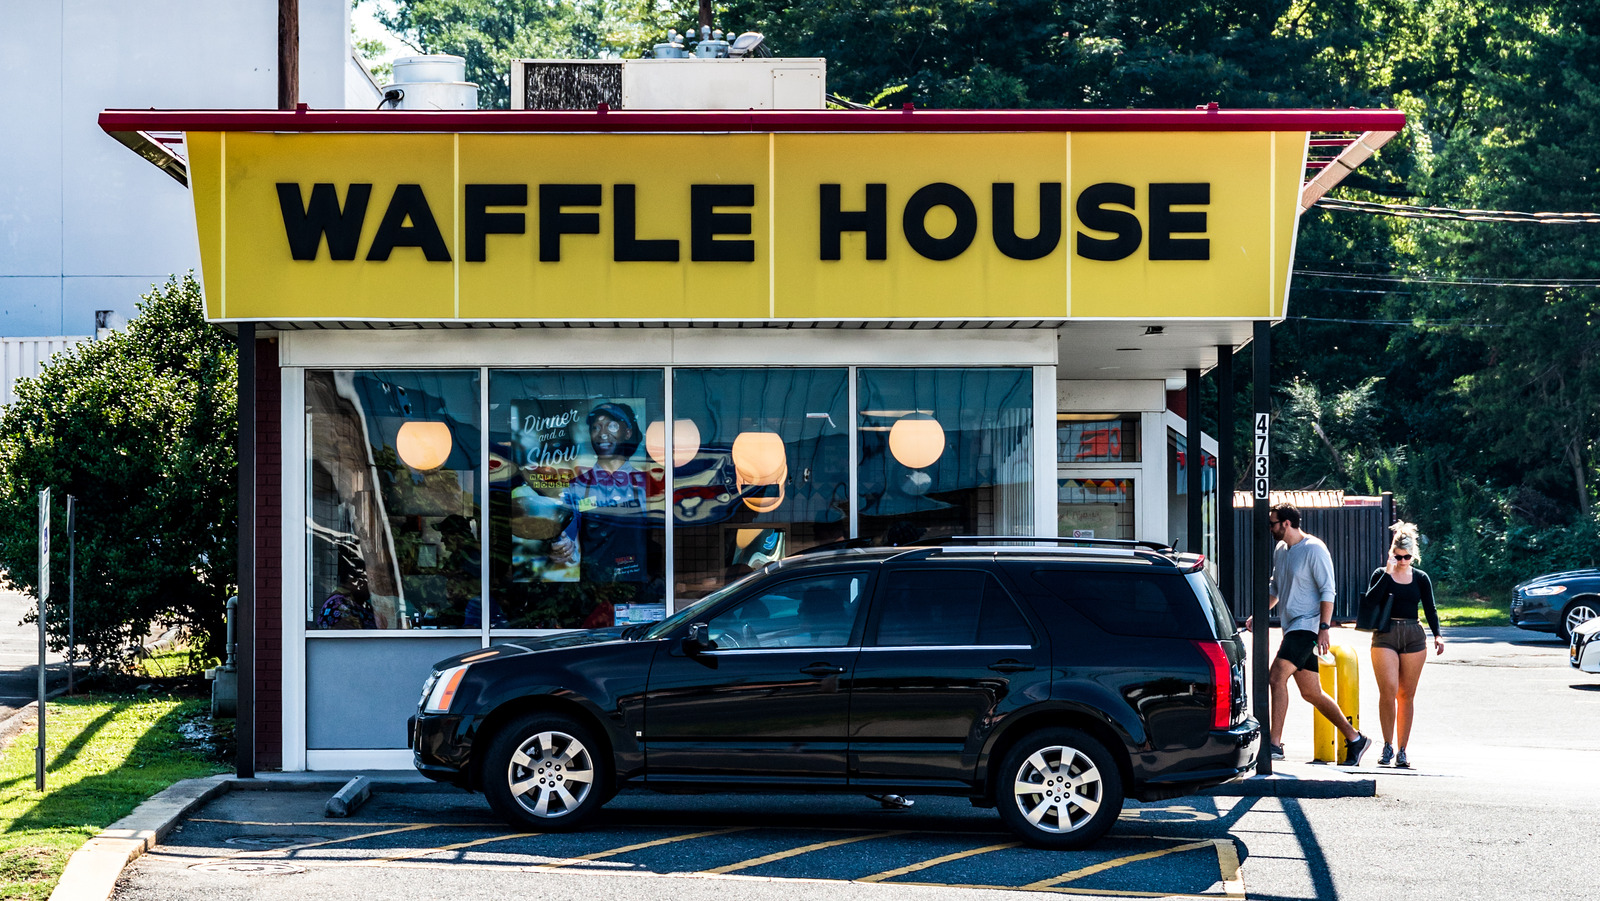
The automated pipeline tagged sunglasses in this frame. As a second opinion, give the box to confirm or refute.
[1394,554,1412,561]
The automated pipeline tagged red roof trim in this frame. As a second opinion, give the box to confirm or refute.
[100,107,1405,135]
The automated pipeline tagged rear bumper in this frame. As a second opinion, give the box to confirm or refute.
[1134,718,1260,801]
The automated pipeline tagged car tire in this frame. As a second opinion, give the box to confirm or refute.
[1559,599,1600,643]
[995,727,1124,849]
[483,712,610,832]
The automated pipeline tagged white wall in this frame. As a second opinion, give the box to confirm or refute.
[0,1,368,338]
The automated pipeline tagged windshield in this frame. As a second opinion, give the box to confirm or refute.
[641,569,766,640]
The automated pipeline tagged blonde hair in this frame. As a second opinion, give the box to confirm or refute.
[1390,520,1420,563]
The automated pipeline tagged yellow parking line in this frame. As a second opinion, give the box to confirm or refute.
[703,830,904,875]
[857,841,1021,883]
[892,879,1231,898]
[525,828,751,870]
[189,819,478,827]
[1214,838,1245,899]
[357,832,538,865]
[1026,840,1218,889]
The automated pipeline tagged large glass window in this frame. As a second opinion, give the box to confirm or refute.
[857,368,1033,543]
[488,370,666,629]
[1058,478,1135,539]
[307,370,481,630]
[673,369,850,600]
[1058,413,1140,463]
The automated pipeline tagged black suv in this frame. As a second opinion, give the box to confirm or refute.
[410,538,1258,848]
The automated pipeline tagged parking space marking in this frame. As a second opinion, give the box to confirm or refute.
[1026,839,1217,889]
[702,830,905,874]
[857,840,1021,882]
[357,831,537,865]
[1214,839,1245,899]
[189,819,485,828]
[525,828,753,870]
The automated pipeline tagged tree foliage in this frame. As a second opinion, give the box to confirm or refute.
[0,277,237,669]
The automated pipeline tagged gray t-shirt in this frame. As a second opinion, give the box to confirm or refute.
[1270,534,1336,634]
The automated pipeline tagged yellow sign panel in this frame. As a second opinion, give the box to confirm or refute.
[187,130,1307,322]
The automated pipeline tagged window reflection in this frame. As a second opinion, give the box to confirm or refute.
[307,370,481,630]
[489,371,666,629]
[858,369,1033,544]
[673,369,849,600]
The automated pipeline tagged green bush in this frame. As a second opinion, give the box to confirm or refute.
[0,276,237,669]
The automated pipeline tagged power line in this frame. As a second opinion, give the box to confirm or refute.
[1286,315,1506,328]
[1295,269,1600,289]
[1317,197,1600,224]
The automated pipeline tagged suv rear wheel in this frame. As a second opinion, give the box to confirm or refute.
[996,728,1123,848]
[483,712,610,831]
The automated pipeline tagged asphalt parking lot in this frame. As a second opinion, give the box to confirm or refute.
[114,627,1600,901]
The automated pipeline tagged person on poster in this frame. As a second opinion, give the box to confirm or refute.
[1246,503,1373,766]
[548,401,653,626]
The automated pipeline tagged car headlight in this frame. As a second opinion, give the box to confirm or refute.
[421,664,470,714]
[1525,585,1568,596]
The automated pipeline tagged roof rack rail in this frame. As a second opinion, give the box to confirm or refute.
[788,537,878,557]
[927,536,1177,554]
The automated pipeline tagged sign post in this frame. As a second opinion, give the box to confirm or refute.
[37,488,50,791]
[1251,322,1272,776]
[67,495,76,695]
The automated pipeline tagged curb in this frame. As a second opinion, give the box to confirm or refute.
[1202,762,1378,799]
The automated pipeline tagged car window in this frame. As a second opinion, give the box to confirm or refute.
[1030,568,1213,640]
[705,572,866,649]
[872,570,1035,647]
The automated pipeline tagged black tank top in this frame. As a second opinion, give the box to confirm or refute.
[1387,577,1422,621]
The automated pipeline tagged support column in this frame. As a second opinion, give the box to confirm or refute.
[1252,321,1272,775]
[1186,367,1202,555]
[1216,345,1235,601]
[237,324,256,778]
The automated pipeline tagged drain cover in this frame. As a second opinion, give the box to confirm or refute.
[191,862,306,875]
[224,835,319,848]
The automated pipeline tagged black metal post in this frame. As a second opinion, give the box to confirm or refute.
[67,495,75,694]
[237,324,256,778]
[1186,368,1202,556]
[1216,346,1235,603]
[1252,321,1272,775]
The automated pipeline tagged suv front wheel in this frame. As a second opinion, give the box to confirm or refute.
[483,712,610,831]
[997,728,1123,848]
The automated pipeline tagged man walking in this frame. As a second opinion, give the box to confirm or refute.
[1246,503,1372,766]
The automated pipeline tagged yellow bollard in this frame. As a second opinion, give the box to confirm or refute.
[1312,644,1361,762]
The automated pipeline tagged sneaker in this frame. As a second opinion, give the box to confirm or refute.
[1379,743,1395,766]
[1269,743,1285,761]
[1395,748,1410,769]
[1340,733,1371,767]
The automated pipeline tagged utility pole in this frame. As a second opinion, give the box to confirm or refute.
[278,0,298,110]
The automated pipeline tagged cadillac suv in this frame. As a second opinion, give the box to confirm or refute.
[409,538,1258,848]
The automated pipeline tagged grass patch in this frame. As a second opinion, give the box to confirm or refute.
[0,694,229,901]
[1434,589,1510,628]
[130,642,219,678]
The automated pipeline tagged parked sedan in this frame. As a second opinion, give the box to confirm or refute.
[1510,569,1600,643]
[1572,617,1600,673]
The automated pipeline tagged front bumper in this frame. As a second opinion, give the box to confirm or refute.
[1573,628,1600,673]
[410,712,474,788]
[1509,595,1558,632]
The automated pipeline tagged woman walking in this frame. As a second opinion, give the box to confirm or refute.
[1363,522,1444,768]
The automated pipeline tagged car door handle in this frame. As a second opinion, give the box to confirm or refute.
[988,659,1035,673]
[801,663,847,676]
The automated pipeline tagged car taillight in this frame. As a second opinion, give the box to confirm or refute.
[1193,640,1231,729]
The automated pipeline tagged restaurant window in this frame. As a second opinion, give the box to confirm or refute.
[1058,413,1140,463]
[1058,478,1135,540]
[672,368,850,601]
[857,368,1033,544]
[488,370,667,629]
[306,370,482,631]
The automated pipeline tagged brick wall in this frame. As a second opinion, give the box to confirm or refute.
[254,337,283,769]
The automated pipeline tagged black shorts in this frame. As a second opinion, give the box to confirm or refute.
[1372,619,1429,654]
[1275,629,1321,672]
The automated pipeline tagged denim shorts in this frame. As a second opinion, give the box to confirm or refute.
[1372,619,1428,654]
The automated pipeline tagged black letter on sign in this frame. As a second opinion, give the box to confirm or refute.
[464,184,527,262]
[1148,183,1210,260]
[539,184,602,262]
[615,184,680,262]
[365,185,451,261]
[993,182,1062,260]
[277,183,371,261]
[1074,183,1141,262]
[819,184,887,260]
[903,183,978,261]
[690,185,755,262]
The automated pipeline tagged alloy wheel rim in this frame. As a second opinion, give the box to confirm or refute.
[1568,605,1599,637]
[1012,745,1103,834]
[507,730,595,818]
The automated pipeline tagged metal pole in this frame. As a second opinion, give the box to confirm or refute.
[67,496,75,695]
[1216,346,1235,605]
[237,324,256,778]
[37,487,49,791]
[1186,368,1202,556]
[1252,321,1272,775]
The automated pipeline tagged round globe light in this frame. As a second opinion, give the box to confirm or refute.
[732,431,787,485]
[396,421,453,471]
[889,415,945,470]
[645,419,702,467]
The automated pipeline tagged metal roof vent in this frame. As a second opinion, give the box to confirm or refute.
[381,55,479,110]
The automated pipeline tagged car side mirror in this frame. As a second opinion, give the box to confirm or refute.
[684,622,718,654]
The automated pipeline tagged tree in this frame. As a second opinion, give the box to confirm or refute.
[0,277,237,669]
